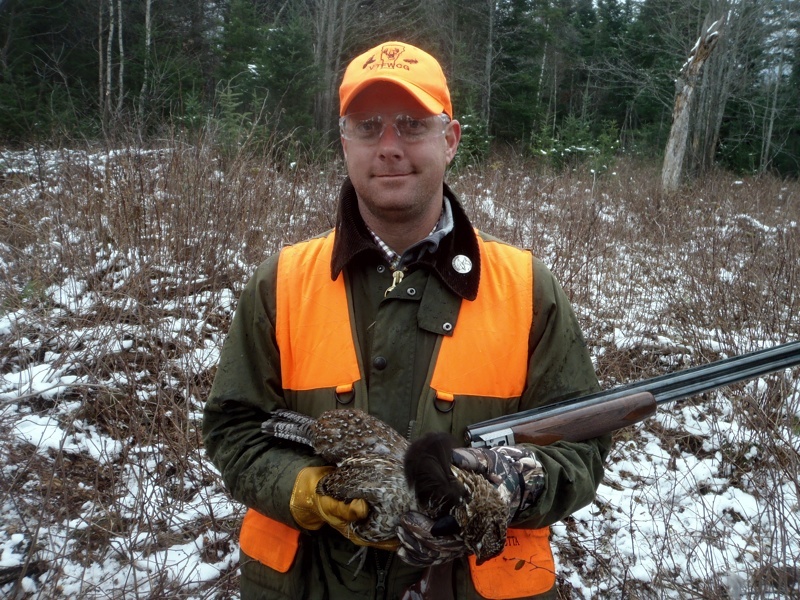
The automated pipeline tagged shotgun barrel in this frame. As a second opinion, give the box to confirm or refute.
[465,340,800,448]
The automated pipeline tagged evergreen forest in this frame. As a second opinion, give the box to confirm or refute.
[1,0,798,177]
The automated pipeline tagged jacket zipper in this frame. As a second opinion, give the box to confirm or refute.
[374,549,393,599]
[406,419,415,441]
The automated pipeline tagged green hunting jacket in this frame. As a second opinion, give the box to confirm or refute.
[203,178,611,600]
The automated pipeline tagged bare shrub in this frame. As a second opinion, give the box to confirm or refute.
[453,157,799,598]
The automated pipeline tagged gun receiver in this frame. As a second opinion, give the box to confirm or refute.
[466,341,800,448]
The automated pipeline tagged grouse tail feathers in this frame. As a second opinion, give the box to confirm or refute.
[260,408,316,447]
[404,432,467,522]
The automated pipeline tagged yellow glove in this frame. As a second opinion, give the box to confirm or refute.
[289,466,399,551]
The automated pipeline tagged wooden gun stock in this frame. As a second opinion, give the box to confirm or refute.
[511,392,656,445]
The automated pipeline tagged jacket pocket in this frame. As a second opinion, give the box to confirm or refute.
[239,509,300,573]
[468,527,555,599]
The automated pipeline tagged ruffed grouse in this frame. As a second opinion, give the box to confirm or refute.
[261,407,508,564]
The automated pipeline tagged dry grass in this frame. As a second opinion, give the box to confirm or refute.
[1,141,799,598]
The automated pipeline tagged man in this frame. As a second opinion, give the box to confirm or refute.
[203,40,610,599]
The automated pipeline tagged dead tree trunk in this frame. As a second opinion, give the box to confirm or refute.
[661,16,725,194]
[138,0,152,133]
[759,9,788,174]
[115,0,124,115]
[311,0,356,131]
[98,0,105,115]
[482,0,495,125]
[105,0,114,120]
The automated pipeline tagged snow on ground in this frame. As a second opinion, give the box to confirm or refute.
[1,148,798,598]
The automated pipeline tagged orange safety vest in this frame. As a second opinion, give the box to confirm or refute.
[241,231,556,599]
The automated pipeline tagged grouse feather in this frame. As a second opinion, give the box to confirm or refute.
[260,408,509,563]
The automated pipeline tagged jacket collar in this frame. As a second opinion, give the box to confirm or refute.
[331,178,481,301]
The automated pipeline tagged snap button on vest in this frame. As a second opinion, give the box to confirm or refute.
[372,356,388,370]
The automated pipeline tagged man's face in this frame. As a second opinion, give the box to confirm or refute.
[341,82,460,232]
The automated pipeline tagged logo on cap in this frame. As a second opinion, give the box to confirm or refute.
[361,44,417,73]
[380,45,404,64]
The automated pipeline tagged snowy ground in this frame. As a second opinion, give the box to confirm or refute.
[1,147,798,598]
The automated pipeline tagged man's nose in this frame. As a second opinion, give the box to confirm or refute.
[376,122,403,155]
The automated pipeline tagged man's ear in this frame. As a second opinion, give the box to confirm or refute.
[444,120,461,165]
[341,138,348,160]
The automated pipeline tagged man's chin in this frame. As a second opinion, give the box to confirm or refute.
[364,198,421,221]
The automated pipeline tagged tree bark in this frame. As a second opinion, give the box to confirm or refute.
[482,0,495,124]
[138,0,152,130]
[98,0,104,115]
[759,0,789,174]
[689,0,763,178]
[105,0,114,118]
[661,15,725,194]
[312,0,341,131]
[116,0,124,115]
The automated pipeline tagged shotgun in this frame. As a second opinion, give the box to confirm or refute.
[465,340,800,448]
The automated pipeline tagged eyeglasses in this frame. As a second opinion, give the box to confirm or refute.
[339,112,450,144]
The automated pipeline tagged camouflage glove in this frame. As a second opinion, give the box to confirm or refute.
[290,466,399,550]
[451,445,545,521]
[396,511,469,567]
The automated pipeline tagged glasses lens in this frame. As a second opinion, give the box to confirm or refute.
[342,114,384,141]
[340,113,448,143]
[395,115,436,141]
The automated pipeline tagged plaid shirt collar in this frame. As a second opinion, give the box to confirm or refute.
[366,199,454,271]
[368,229,403,269]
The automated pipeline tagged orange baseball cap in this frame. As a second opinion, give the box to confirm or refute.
[339,41,452,118]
